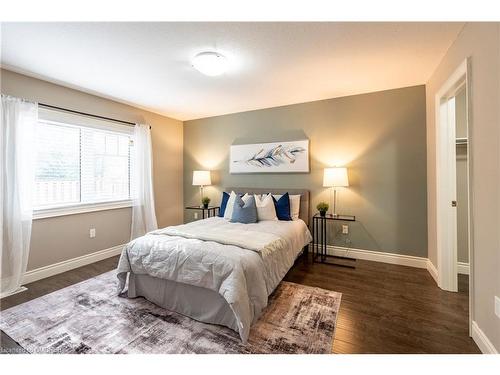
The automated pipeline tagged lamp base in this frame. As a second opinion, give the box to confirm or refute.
[199,185,204,206]
[329,187,338,217]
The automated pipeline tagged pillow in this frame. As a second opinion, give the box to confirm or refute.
[224,192,250,220]
[254,193,278,221]
[218,192,230,217]
[272,192,292,221]
[230,195,258,224]
[274,194,301,220]
[223,191,238,220]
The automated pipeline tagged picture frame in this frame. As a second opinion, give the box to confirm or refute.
[229,139,309,174]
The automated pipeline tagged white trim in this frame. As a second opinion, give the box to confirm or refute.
[465,57,474,336]
[326,246,428,269]
[426,260,439,285]
[33,200,132,220]
[0,286,27,299]
[457,262,470,275]
[326,246,446,286]
[22,244,124,285]
[495,296,500,319]
[471,321,498,354]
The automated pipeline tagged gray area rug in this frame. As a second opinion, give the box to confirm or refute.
[0,271,341,354]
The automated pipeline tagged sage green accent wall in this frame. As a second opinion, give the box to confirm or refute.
[184,85,427,257]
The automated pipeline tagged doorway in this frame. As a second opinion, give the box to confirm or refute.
[434,58,473,332]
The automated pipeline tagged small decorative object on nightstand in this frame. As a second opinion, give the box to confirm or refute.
[201,196,211,209]
[312,213,356,268]
[185,206,220,219]
[316,202,329,217]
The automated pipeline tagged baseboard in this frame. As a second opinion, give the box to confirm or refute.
[457,262,470,275]
[326,246,465,285]
[326,245,428,269]
[424,260,468,286]
[23,244,125,285]
[426,260,439,285]
[0,286,28,299]
[471,321,499,354]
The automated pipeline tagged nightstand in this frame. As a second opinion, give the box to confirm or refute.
[185,206,220,219]
[311,213,357,268]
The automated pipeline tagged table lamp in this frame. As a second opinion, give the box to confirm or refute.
[192,170,211,206]
[323,167,349,217]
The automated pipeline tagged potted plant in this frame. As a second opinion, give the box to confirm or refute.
[316,202,329,217]
[202,196,211,209]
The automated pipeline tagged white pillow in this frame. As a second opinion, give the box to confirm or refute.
[254,194,278,221]
[273,194,301,220]
[223,191,237,220]
[242,193,253,203]
[224,192,250,220]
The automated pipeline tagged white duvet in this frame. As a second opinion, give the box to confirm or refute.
[116,217,312,342]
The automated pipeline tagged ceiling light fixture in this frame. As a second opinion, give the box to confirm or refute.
[192,51,228,76]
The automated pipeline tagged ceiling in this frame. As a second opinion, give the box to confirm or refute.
[1,22,463,121]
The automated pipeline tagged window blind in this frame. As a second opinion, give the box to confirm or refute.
[34,109,133,209]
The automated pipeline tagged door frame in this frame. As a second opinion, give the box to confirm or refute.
[434,58,474,332]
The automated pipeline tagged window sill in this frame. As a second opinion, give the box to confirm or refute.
[33,200,133,220]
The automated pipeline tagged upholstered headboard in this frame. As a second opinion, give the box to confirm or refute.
[225,188,310,226]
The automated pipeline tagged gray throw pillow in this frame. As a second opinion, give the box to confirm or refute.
[230,195,258,224]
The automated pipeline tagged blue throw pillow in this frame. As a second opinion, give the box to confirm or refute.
[230,195,258,224]
[218,192,230,217]
[272,192,292,221]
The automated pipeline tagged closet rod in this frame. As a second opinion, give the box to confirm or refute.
[39,103,151,129]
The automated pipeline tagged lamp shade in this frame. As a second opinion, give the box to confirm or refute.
[323,167,349,187]
[192,170,211,186]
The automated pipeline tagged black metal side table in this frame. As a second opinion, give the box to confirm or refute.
[312,213,357,268]
[185,206,220,219]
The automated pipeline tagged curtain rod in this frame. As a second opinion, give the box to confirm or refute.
[39,103,151,129]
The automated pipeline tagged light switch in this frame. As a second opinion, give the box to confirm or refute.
[495,296,500,319]
[89,228,96,238]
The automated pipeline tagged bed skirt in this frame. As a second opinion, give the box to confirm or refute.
[128,273,240,334]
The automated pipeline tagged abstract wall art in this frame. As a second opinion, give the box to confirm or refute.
[230,140,309,173]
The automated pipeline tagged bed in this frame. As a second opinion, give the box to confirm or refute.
[116,188,311,342]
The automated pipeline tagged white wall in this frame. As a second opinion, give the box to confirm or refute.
[426,23,500,351]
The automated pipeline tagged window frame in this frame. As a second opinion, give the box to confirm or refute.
[32,200,133,220]
[33,109,134,219]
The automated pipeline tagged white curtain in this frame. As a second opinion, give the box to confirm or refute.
[0,95,37,297]
[130,124,158,240]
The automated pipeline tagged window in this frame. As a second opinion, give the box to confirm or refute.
[33,108,134,216]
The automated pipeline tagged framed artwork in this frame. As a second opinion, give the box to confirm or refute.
[230,139,309,174]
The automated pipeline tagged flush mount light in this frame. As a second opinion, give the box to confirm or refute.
[192,52,228,76]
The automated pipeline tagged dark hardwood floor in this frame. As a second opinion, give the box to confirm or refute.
[285,255,480,354]
[0,254,480,354]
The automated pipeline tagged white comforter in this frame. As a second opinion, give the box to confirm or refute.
[116,217,312,342]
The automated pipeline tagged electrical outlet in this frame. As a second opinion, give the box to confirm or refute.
[342,225,349,234]
[495,296,500,319]
[89,228,96,238]
[194,212,198,219]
